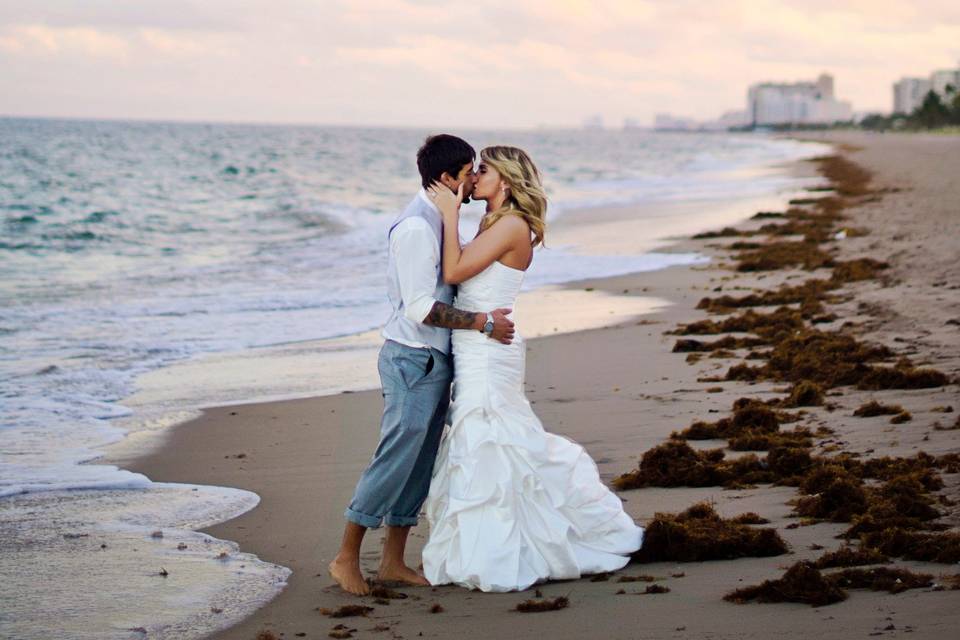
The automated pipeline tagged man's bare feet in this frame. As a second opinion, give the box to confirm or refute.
[329,557,371,596]
[377,562,430,586]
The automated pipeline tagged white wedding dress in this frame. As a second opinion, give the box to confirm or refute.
[422,260,644,592]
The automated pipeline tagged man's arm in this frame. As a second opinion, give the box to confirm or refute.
[423,302,482,330]
[424,302,515,344]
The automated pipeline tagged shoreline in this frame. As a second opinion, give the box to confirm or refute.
[121,131,960,639]
[103,153,822,467]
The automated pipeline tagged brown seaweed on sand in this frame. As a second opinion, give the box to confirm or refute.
[829,567,933,593]
[780,380,825,407]
[814,546,889,568]
[723,561,847,607]
[734,240,835,272]
[853,401,905,417]
[319,605,374,618]
[696,279,840,314]
[725,561,932,606]
[860,529,960,564]
[612,440,774,489]
[515,596,569,612]
[730,512,770,525]
[632,502,788,563]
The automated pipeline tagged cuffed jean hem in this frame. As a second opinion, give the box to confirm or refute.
[383,514,419,527]
[344,506,383,529]
[344,506,420,529]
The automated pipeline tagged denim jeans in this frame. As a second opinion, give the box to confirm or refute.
[344,339,452,528]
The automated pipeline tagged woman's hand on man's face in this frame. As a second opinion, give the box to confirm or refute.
[428,180,463,218]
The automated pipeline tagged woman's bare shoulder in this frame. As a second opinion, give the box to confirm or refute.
[489,213,531,238]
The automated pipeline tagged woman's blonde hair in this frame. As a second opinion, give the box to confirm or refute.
[478,145,547,248]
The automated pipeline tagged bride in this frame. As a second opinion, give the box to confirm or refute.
[422,146,644,592]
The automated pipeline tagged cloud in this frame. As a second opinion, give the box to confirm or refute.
[1,0,959,126]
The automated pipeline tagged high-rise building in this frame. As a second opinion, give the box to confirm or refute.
[893,77,933,114]
[930,68,960,98]
[747,73,852,126]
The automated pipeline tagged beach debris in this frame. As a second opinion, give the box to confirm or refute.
[255,632,279,640]
[515,596,569,612]
[814,546,889,568]
[781,380,825,407]
[724,561,847,607]
[318,605,374,618]
[726,560,933,607]
[370,585,408,600]
[588,572,611,582]
[328,624,356,639]
[931,405,954,413]
[62,532,89,539]
[210,607,223,614]
[159,567,169,577]
[671,572,686,578]
[177,542,188,550]
[830,567,933,593]
[429,603,444,613]
[631,502,788,563]
[151,530,163,539]
[859,529,960,564]
[854,401,905,417]
[616,574,657,582]
[642,585,671,594]
[730,512,769,525]
[890,411,912,424]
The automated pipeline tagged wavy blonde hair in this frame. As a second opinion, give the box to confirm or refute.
[478,145,547,248]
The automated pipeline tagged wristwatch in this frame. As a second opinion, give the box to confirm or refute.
[481,312,495,336]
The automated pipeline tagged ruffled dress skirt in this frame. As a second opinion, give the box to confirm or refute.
[421,263,644,592]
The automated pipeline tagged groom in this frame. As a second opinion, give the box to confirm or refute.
[329,134,515,595]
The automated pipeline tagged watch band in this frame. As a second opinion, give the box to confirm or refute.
[482,312,495,335]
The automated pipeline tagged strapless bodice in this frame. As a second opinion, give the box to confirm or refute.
[453,260,525,312]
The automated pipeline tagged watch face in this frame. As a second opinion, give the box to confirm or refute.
[484,321,494,334]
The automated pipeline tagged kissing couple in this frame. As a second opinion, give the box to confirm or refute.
[329,134,644,594]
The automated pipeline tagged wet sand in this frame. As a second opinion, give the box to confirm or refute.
[120,131,960,640]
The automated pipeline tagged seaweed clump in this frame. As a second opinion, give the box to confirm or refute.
[724,561,846,607]
[319,605,374,618]
[781,380,825,407]
[725,561,932,607]
[515,596,569,613]
[632,502,788,563]
[828,567,933,594]
[612,441,773,489]
[814,546,889,568]
[853,401,905,417]
[860,529,960,564]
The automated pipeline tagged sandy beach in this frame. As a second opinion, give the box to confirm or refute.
[118,131,960,640]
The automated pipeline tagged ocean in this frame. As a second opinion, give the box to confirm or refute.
[0,117,829,638]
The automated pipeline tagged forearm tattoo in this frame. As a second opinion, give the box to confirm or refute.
[424,301,478,330]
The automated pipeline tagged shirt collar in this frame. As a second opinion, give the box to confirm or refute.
[418,187,440,214]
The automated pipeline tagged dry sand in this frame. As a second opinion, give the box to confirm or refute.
[120,131,960,640]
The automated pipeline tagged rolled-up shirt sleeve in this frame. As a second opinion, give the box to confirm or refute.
[390,218,440,324]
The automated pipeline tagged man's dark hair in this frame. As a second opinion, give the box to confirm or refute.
[416,134,475,189]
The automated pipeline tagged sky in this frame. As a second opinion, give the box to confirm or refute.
[1,0,959,128]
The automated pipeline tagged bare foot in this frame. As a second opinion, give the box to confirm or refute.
[329,557,370,596]
[377,562,429,586]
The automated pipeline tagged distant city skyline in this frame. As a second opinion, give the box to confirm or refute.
[1,1,959,128]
